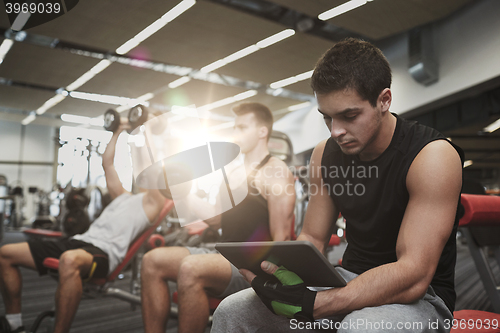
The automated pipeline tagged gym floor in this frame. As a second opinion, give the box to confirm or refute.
[0,231,497,332]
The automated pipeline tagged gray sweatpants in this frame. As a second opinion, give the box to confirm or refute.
[211,267,453,333]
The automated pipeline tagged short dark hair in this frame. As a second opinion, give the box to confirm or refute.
[311,38,392,107]
[232,102,273,141]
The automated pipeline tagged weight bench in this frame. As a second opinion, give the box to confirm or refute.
[30,199,174,332]
[447,193,500,332]
[23,228,63,239]
[459,194,500,313]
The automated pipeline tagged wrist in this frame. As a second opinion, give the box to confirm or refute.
[313,289,340,319]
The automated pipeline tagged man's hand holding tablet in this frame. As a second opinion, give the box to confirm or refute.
[240,262,317,321]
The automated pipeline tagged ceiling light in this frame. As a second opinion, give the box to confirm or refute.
[463,160,473,168]
[61,114,91,125]
[256,29,295,48]
[234,90,257,101]
[115,0,196,55]
[21,112,36,125]
[200,60,227,73]
[295,70,314,81]
[11,12,30,31]
[69,91,148,106]
[318,0,367,21]
[36,95,66,115]
[200,29,295,74]
[483,118,500,133]
[271,88,284,96]
[61,114,104,127]
[197,90,257,112]
[66,59,111,91]
[89,118,105,127]
[0,39,14,64]
[168,76,191,89]
[90,59,111,74]
[137,92,155,101]
[223,45,260,63]
[270,70,313,89]
[287,101,311,111]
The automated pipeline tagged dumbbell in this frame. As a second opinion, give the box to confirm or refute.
[103,106,148,133]
[127,105,149,133]
[103,109,120,132]
[128,105,167,135]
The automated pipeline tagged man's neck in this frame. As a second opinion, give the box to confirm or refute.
[244,142,270,171]
[358,112,398,161]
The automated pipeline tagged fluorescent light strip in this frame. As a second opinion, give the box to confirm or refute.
[287,101,311,111]
[256,29,295,48]
[197,90,257,112]
[200,29,295,73]
[0,39,14,64]
[483,118,500,133]
[36,95,66,115]
[318,0,368,21]
[69,91,148,107]
[61,114,104,127]
[223,45,260,63]
[270,70,313,89]
[115,0,196,55]
[463,160,473,168]
[11,12,31,31]
[21,113,36,125]
[168,76,191,89]
[66,59,111,91]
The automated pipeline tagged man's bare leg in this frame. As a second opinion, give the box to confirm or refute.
[177,253,233,333]
[141,246,190,333]
[0,242,37,314]
[53,249,93,333]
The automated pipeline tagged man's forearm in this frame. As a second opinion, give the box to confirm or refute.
[313,260,429,318]
[102,133,119,167]
[296,234,327,255]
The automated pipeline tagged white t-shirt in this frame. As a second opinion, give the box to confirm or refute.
[73,192,150,273]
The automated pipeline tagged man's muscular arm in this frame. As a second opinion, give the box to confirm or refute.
[262,158,295,241]
[297,140,339,253]
[102,121,130,200]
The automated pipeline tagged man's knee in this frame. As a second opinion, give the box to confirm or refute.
[177,256,202,283]
[59,251,85,275]
[141,248,175,280]
[0,245,10,263]
[0,244,18,265]
[141,249,164,275]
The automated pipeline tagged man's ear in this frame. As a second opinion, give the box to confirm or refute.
[378,88,392,113]
[259,125,269,140]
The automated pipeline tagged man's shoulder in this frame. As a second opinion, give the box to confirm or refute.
[259,156,293,181]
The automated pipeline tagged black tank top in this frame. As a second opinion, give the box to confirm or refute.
[220,155,272,242]
[321,114,464,312]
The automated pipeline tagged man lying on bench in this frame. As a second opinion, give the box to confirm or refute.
[0,121,166,333]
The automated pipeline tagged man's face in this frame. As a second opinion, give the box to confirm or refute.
[233,113,262,154]
[317,89,383,156]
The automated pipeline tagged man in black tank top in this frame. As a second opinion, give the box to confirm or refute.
[141,103,296,333]
[211,39,463,333]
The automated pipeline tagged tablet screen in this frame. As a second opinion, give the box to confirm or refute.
[216,241,347,287]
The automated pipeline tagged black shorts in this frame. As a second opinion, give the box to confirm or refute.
[28,238,109,279]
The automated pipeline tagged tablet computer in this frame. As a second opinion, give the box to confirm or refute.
[215,241,347,287]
